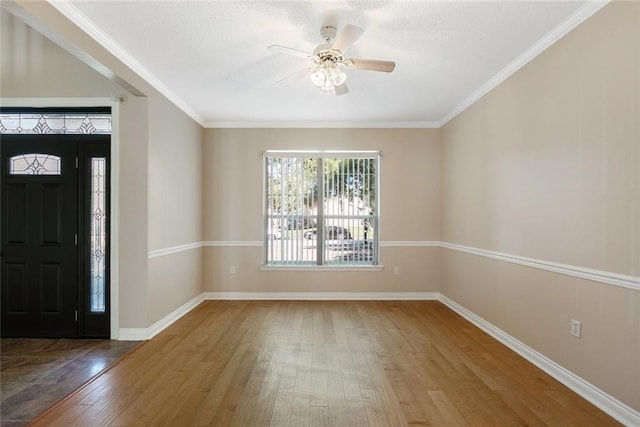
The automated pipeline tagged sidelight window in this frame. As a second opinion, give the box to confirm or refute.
[90,158,107,312]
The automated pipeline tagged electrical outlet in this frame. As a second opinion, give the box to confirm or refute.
[393,266,400,275]
[230,266,237,275]
[571,319,582,338]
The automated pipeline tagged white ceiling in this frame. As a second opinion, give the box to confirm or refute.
[49,1,605,127]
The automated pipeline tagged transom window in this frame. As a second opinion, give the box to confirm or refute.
[264,150,380,266]
[0,110,112,135]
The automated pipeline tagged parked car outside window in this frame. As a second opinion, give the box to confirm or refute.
[304,226,352,240]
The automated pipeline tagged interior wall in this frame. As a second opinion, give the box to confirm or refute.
[203,128,441,294]
[117,96,149,328]
[0,10,118,97]
[440,1,639,411]
[147,95,204,325]
[0,6,205,330]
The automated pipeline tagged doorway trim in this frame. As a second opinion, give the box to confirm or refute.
[1,97,120,339]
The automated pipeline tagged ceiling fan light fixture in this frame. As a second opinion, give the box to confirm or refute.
[330,68,347,87]
[310,67,347,92]
[310,69,327,87]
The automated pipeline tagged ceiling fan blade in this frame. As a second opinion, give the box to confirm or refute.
[277,66,317,84]
[334,82,349,96]
[268,45,312,58]
[331,24,364,53]
[344,58,396,73]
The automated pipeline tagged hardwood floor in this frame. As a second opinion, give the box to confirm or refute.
[29,301,619,426]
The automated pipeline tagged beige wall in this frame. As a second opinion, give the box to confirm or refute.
[116,96,150,328]
[0,9,118,98]
[203,128,441,293]
[0,10,118,97]
[148,98,203,251]
[203,246,439,294]
[148,250,202,323]
[147,94,204,325]
[441,1,639,411]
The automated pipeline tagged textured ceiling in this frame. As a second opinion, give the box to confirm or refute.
[55,1,602,127]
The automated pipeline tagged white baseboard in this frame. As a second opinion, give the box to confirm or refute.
[204,292,440,300]
[117,328,149,341]
[438,295,640,426]
[118,293,205,341]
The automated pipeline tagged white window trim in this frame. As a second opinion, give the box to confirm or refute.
[263,150,380,268]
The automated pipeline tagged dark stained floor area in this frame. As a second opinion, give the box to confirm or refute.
[0,338,140,426]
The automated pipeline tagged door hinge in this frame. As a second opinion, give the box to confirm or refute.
[75,234,78,245]
[75,310,78,322]
[76,157,79,168]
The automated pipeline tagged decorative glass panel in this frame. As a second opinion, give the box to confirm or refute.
[10,154,61,175]
[0,113,111,134]
[90,158,106,313]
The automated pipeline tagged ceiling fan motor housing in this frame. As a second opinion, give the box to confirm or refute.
[320,26,337,42]
[313,27,344,68]
[313,48,344,68]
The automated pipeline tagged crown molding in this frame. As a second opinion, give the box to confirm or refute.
[439,0,610,126]
[203,120,442,129]
[42,0,609,130]
[46,0,205,126]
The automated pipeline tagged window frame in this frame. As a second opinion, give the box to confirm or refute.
[262,150,381,268]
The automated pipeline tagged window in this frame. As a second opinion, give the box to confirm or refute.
[9,154,61,175]
[0,111,112,135]
[264,150,380,266]
[90,157,107,312]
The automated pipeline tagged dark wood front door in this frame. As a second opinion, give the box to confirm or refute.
[1,135,110,338]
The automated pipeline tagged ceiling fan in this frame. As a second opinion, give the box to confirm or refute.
[268,25,396,96]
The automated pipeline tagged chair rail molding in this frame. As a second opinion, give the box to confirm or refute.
[441,242,640,291]
[147,240,640,292]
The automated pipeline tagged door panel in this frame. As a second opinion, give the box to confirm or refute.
[41,263,62,313]
[5,263,27,313]
[41,184,63,245]
[1,137,77,337]
[6,183,27,244]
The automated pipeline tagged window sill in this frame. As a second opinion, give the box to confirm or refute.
[260,265,384,272]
